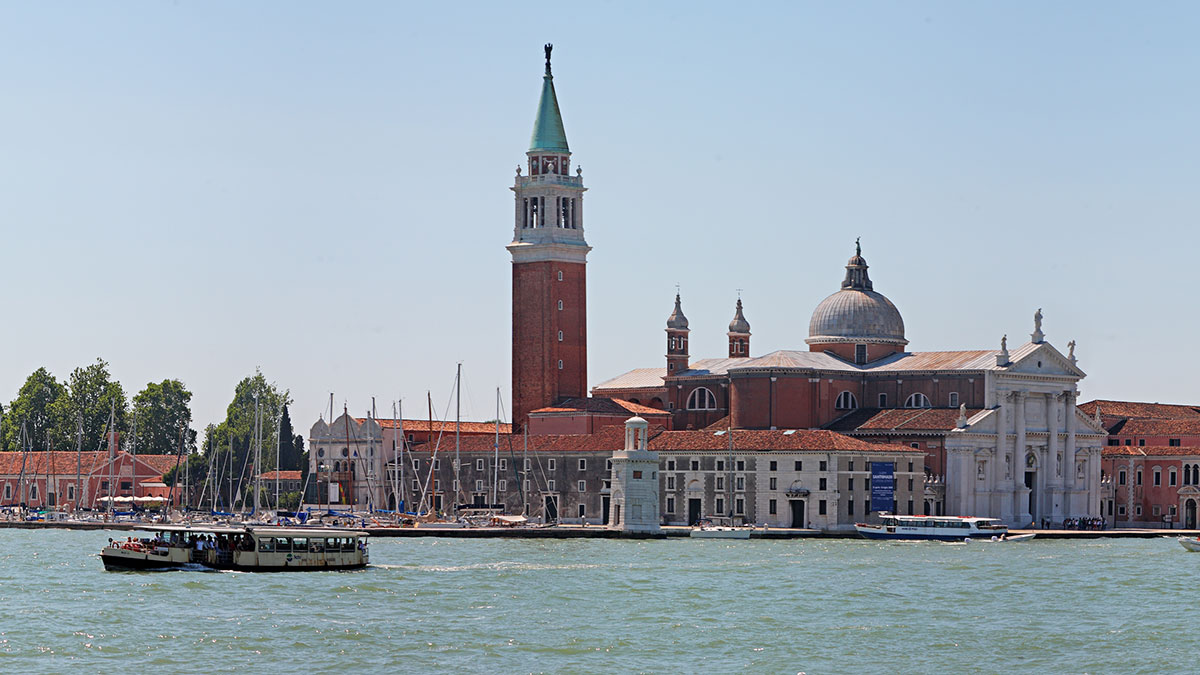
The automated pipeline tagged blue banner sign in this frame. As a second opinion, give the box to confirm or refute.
[870,462,895,513]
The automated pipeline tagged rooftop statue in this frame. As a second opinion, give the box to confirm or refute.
[544,43,553,74]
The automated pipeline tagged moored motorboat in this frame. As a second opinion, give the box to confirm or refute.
[689,518,753,539]
[855,515,1008,541]
[101,524,369,572]
[1178,536,1200,552]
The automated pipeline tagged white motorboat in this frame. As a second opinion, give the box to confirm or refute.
[689,518,752,539]
[1178,536,1200,552]
[855,514,1008,541]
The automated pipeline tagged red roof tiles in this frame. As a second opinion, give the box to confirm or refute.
[1103,446,1200,457]
[529,397,669,417]
[1079,400,1200,420]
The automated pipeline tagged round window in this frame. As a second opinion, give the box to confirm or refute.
[342,448,349,457]
[317,448,325,458]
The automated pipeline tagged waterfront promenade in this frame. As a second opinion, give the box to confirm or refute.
[2,519,1195,540]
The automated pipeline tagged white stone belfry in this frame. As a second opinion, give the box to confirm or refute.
[608,416,661,533]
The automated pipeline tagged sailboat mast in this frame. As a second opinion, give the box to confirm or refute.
[274,409,281,512]
[253,392,261,515]
[454,363,462,511]
[523,426,529,516]
[395,399,402,514]
[74,416,82,510]
[492,388,500,509]
[107,400,115,518]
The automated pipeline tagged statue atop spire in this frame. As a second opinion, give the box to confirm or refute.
[1031,307,1045,343]
[544,43,553,75]
[855,236,861,257]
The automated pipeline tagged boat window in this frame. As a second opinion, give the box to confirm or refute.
[325,538,338,551]
[293,538,308,552]
[259,538,275,553]
[276,537,293,552]
[311,539,325,552]
[342,538,356,552]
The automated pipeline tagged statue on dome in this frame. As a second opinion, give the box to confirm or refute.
[855,236,861,257]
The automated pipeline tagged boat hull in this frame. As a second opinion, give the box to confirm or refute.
[690,528,752,539]
[1179,537,1200,552]
[101,549,192,571]
[857,530,996,541]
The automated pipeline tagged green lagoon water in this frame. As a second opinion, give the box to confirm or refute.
[0,529,1192,673]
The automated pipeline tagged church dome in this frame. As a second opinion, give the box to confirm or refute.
[806,243,907,346]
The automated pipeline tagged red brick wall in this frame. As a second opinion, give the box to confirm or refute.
[512,260,587,430]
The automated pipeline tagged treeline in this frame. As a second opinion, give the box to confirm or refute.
[0,362,306,477]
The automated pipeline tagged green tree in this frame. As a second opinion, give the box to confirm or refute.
[130,379,197,454]
[2,368,68,451]
[200,369,292,502]
[51,359,128,451]
[277,406,306,471]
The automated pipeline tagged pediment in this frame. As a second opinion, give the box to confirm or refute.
[1005,342,1085,379]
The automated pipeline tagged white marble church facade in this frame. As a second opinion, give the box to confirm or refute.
[944,324,1107,527]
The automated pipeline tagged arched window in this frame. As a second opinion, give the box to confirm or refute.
[835,391,858,410]
[904,393,931,408]
[1193,465,1199,486]
[1169,467,1178,486]
[558,330,564,342]
[686,387,717,410]
[878,393,887,407]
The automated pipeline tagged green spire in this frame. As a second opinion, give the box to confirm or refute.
[529,44,569,153]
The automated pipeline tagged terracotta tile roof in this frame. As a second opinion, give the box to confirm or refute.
[258,470,302,481]
[0,451,176,478]
[1078,400,1200,420]
[1112,419,1200,437]
[647,429,922,454]
[701,416,731,431]
[529,397,669,417]
[364,418,513,435]
[402,426,919,455]
[834,408,977,433]
[1103,446,1200,458]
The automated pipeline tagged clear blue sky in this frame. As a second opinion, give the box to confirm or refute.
[2,2,1198,434]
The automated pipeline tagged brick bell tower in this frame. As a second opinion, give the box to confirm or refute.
[508,44,590,430]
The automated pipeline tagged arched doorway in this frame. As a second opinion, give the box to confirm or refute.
[1186,499,1197,529]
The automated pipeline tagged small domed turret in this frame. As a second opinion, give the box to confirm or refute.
[727,298,751,358]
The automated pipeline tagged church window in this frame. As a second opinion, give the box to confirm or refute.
[560,198,570,228]
[558,331,563,342]
[557,300,563,310]
[948,392,959,408]
[1118,470,1126,486]
[878,393,887,407]
[1170,467,1178,486]
[1193,465,1200,486]
[1154,467,1161,486]
[1136,469,1143,486]
[855,344,867,364]
[670,337,676,350]
[558,360,564,370]
[530,196,540,226]
[835,391,858,410]
[904,393,932,408]
[557,270,563,281]
[686,387,717,410]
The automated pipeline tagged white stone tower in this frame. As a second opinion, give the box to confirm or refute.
[608,416,661,533]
